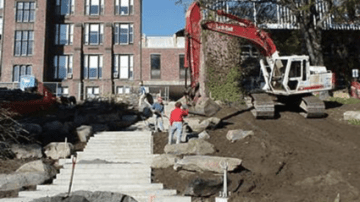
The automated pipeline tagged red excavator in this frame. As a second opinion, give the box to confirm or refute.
[184,2,334,118]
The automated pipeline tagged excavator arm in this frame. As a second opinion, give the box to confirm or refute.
[185,2,279,91]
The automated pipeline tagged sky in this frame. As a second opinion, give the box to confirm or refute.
[142,0,188,36]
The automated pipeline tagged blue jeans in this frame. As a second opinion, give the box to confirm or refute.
[153,114,164,131]
[169,122,183,144]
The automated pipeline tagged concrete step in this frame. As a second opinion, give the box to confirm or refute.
[36,183,164,191]
[76,152,152,157]
[59,167,150,174]
[18,189,177,200]
[54,174,151,184]
[61,163,151,169]
[53,178,151,185]
[0,197,33,202]
[58,158,150,165]
[135,196,192,202]
[94,131,152,136]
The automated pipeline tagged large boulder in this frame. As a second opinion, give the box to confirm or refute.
[42,121,70,144]
[76,125,93,142]
[16,160,57,178]
[174,155,242,173]
[0,172,49,191]
[151,154,178,169]
[226,129,254,143]
[96,113,121,123]
[185,117,222,133]
[343,111,360,121]
[10,144,43,159]
[164,139,216,155]
[90,124,109,133]
[44,142,74,160]
[198,131,210,139]
[184,177,223,197]
[189,97,221,117]
[21,123,42,138]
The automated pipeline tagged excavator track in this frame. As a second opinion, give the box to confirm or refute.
[247,93,275,119]
[299,95,326,118]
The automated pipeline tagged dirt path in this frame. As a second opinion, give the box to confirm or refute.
[153,102,360,202]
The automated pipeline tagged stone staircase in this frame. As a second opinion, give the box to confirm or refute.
[0,131,191,202]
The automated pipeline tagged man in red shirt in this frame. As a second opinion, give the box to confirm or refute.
[169,102,189,144]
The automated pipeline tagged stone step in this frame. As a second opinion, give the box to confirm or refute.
[53,178,151,185]
[60,165,151,175]
[35,183,164,192]
[94,131,152,135]
[135,196,192,202]
[90,136,151,140]
[61,163,151,169]
[54,175,150,183]
[76,152,152,157]
[18,189,177,200]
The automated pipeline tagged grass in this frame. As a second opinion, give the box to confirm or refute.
[327,97,360,105]
[348,119,360,125]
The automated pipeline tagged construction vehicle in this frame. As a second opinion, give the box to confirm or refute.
[184,2,334,118]
[0,81,57,115]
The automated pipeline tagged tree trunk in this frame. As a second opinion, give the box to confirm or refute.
[298,10,324,66]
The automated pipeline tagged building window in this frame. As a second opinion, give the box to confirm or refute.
[56,0,75,15]
[151,54,161,79]
[86,87,100,99]
[0,0,3,9]
[13,65,32,82]
[58,86,69,96]
[84,24,103,45]
[16,2,36,23]
[117,86,131,94]
[115,0,134,15]
[55,24,74,45]
[85,0,104,15]
[179,54,190,79]
[84,55,103,79]
[113,54,133,79]
[14,31,34,56]
[54,55,73,80]
[114,23,133,45]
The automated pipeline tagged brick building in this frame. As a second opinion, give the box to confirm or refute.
[0,0,187,100]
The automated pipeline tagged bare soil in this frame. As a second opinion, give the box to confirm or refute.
[153,101,360,202]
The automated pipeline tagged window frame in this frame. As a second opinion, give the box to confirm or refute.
[14,30,34,57]
[117,86,131,94]
[13,65,32,82]
[53,55,73,80]
[114,23,134,45]
[113,54,134,80]
[179,54,189,79]
[55,24,74,45]
[115,0,134,15]
[84,23,104,45]
[16,2,36,23]
[56,0,75,16]
[86,86,100,99]
[83,55,103,79]
[85,0,104,15]
[150,54,161,79]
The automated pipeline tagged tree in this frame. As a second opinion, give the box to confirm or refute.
[175,0,360,66]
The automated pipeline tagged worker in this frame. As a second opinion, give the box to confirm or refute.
[168,102,189,144]
[138,81,147,111]
[151,96,165,132]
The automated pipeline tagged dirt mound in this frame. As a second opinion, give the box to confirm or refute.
[153,102,360,201]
